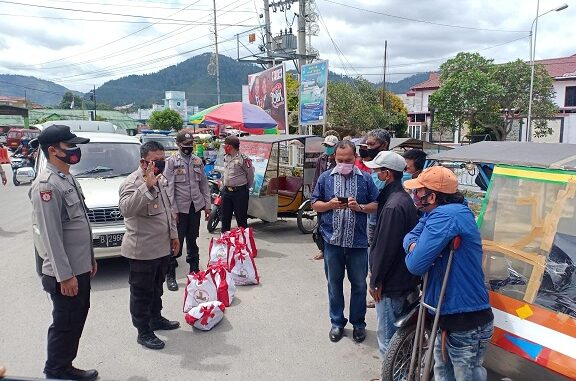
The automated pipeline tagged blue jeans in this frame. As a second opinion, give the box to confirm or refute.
[375,296,406,358]
[433,321,494,381]
[323,242,368,329]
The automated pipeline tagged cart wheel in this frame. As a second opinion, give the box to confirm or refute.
[382,324,432,381]
[297,200,317,234]
[207,206,220,233]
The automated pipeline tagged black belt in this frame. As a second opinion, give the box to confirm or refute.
[224,184,247,192]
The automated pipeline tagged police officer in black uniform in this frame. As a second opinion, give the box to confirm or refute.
[220,135,254,232]
[29,125,98,381]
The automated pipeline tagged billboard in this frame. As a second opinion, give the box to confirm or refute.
[299,60,328,126]
[248,64,288,133]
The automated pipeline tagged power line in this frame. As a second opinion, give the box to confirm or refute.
[317,0,528,33]
[42,0,254,12]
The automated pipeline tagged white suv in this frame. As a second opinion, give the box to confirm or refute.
[31,131,141,275]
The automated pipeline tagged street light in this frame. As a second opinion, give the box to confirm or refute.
[526,2,568,141]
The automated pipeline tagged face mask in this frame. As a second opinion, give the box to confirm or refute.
[402,172,412,184]
[325,146,335,155]
[56,146,82,165]
[412,191,432,209]
[335,163,354,176]
[145,160,166,175]
[224,145,233,155]
[180,146,193,156]
[359,147,370,159]
[371,171,386,190]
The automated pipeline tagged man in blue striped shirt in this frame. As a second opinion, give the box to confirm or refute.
[311,140,379,343]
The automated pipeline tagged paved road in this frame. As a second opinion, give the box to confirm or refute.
[0,166,509,380]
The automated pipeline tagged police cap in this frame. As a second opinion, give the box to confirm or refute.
[36,125,90,148]
[224,135,240,149]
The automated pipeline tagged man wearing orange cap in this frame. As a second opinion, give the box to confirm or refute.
[403,166,493,381]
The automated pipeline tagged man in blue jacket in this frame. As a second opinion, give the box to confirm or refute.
[403,166,493,381]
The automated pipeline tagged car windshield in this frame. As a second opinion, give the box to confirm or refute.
[72,142,140,178]
[142,136,178,150]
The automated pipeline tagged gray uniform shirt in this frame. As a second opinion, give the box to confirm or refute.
[223,152,255,187]
[29,162,94,282]
[164,153,211,215]
[119,167,178,261]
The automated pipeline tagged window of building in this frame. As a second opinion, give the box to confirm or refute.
[565,86,576,107]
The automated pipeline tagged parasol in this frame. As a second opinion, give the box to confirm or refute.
[189,102,278,134]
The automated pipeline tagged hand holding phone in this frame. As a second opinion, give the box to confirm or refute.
[337,196,349,205]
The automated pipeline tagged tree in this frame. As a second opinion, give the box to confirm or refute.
[429,52,557,141]
[148,109,184,131]
[59,91,83,109]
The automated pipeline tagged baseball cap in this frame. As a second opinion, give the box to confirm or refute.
[364,151,406,172]
[176,130,194,144]
[323,135,339,147]
[36,125,90,147]
[403,166,459,194]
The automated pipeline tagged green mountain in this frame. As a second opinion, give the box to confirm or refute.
[0,74,78,106]
[375,73,430,94]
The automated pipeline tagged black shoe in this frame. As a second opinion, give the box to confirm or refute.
[45,366,98,381]
[353,327,366,343]
[166,275,178,291]
[150,316,180,331]
[329,327,344,342]
[137,332,165,350]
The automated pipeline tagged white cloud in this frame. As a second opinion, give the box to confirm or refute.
[0,0,573,92]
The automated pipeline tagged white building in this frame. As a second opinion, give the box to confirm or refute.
[404,55,576,144]
[164,91,187,122]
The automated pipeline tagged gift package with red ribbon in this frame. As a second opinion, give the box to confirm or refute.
[208,237,231,266]
[228,242,260,286]
[206,260,236,307]
[185,301,226,331]
[221,227,257,258]
[183,271,218,313]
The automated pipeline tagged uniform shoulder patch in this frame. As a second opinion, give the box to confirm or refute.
[243,155,252,168]
[40,190,53,202]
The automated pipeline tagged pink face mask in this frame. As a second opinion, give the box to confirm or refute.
[335,163,354,176]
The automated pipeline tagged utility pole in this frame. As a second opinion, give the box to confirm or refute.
[93,85,97,120]
[263,0,273,66]
[213,0,221,104]
[381,40,387,109]
[297,0,307,74]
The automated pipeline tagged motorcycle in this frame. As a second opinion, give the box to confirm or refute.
[207,177,222,233]
[10,153,35,186]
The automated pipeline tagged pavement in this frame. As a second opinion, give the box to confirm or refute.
[0,165,510,381]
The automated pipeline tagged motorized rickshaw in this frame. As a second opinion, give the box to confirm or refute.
[210,134,323,234]
[382,141,576,381]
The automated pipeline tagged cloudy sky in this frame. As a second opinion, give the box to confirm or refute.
[0,0,574,93]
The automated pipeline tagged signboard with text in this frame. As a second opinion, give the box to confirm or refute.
[299,60,328,125]
[248,63,288,133]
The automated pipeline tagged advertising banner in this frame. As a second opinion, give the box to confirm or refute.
[248,64,288,133]
[299,60,328,126]
[239,141,273,196]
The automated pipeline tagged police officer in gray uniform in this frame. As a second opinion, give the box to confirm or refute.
[221,135,254,232]
[119,141,180,350]
[164,129,211,290]
[29,125,98,381]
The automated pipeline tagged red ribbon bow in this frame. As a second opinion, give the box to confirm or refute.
[192,271,208,284]
[199,305,216,326]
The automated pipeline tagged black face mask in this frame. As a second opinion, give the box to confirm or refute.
[56,146,82,165]
[146,160,165,175]
[180,146,193,156]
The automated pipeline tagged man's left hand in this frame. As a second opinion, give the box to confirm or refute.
[171,239,180,255]
[91,262,98,278]
[204,208,212,221]
[369,286,382,303]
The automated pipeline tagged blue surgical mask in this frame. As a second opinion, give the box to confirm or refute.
[325,146,335,155]
[402,172,412,185]
[371,171,386,190]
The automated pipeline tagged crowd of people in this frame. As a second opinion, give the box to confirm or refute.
[23,123,491,381]
[311,129,493,381]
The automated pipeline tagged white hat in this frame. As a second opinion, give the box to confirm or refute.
[322,135,339,147]
[365,151,406,172]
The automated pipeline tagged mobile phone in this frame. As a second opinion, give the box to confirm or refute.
[337,196,348,204]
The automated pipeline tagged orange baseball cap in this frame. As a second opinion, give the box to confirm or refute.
[403,166,459,194]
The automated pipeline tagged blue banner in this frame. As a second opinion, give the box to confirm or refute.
[299,60,328,126]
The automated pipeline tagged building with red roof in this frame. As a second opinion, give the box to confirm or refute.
[403,55,576,144]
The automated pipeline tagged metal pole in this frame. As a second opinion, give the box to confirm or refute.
[298,0,307,134]
[526,0,539,142]
[93,85,97,120]
[263,0,273,66]
[213,0,221,104]
[382,40,387,108]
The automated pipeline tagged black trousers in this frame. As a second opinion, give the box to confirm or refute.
[220,186,249,232]
[128,255,170,335]
[173,205,201,272]
[41,272,91,374]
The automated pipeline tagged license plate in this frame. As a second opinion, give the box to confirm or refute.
[98,233,124,247]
